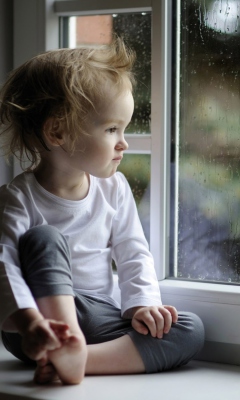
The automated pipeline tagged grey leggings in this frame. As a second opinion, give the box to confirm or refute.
[2,225,205,373]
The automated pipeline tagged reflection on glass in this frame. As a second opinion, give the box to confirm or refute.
[173,0,240,282]
[205,1,240,34]
[66,13,151,134]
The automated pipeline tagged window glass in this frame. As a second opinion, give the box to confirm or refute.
[172,0,240,283]
[118,154,151,243]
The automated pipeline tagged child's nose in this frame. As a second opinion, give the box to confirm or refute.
[116,136,129,151]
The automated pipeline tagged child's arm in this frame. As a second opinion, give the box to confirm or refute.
[112,173,177,333]
[131,305,178,338]
[9,308,70,361]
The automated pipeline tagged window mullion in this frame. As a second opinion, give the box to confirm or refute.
[125,135,151,154]
[151,0,172,280]
[173,0,181,277]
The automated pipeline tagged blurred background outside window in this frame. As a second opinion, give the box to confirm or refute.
[172,0,240,283]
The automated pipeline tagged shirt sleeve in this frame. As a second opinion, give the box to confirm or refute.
[0,181,38,331]
[111,173,162,317]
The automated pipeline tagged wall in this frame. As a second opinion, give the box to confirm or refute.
[0,0,14,185]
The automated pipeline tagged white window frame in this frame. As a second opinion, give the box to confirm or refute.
[13,0,240,365]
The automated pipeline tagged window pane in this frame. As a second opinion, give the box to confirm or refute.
[118,154,151,244]
[62,13,151,135]
[172,0,240,283]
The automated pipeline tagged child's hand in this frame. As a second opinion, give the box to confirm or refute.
[131,305,178,339]
[21,318,70,361]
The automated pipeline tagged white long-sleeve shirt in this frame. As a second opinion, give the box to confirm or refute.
[0,171,162,331]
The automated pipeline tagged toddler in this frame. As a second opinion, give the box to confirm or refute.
[0,38,204,385]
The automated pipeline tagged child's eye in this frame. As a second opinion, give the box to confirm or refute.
[106,127,117,134]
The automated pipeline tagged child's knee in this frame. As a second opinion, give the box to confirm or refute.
[154,312,204,372]
[129,311,204,373]
[19,225,70,263]
[20,225,63,249]
[178,311,205,356]
[18,225,73,297]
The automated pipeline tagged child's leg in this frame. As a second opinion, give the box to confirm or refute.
[86,335,145,374]
[35,296,87,384]
[19,225,87,384]
[127,311,205,373]
[18,226,146,377]
[84,310,204,374]
[4,225,145,381]
[73,294,205,375]
[15,225,204,380]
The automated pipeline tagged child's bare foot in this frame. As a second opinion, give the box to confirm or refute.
[48,332,87,385]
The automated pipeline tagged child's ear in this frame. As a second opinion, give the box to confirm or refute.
[43,117,65,147]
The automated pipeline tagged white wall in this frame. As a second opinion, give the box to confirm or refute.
[0,0,14,185]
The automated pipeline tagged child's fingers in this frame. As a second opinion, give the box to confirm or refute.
[22,320,62,360]
[132,309,163,338]
[163,305,178,323]
[22,338,48,361]
[141,311,161,337]
[154,306,178,336]
[35,322,61,350]
[49,320,69,331]
[131,317,149,335]
[147,308,165,338]
[132,306,179,338]
[156,307,173,335]
[49,320,70,340]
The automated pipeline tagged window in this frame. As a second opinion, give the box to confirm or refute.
[13,0,240,364]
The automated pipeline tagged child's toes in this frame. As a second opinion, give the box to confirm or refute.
[34,363,59,384]
[67,334,83,348]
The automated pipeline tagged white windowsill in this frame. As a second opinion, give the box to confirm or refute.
[159,279,240,352]
[1,333,240,400]
[159,279,240,305]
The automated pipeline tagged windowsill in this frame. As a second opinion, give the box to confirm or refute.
[159,278,240,305]
[112,274,240,362]
[159,278,240,362]
[1,332,240,400]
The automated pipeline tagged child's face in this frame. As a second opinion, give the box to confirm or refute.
[71,88,134,178]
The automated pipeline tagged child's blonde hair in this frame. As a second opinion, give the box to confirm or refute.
[0,37,135,170]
